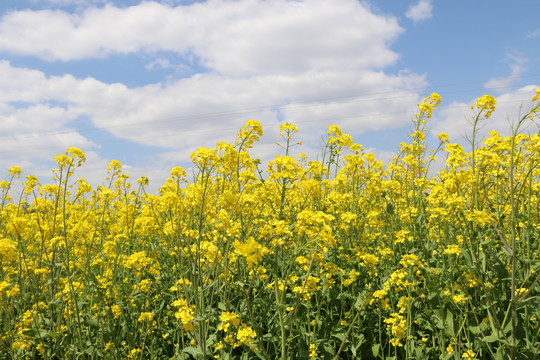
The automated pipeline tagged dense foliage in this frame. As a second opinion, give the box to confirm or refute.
[1,91,540,359]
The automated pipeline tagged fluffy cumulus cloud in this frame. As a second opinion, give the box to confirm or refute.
[28,0,107,6]
[0,0,431,189]
[0,0,404,70]
[405,0,433,24]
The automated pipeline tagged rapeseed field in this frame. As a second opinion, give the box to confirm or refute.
[1,91,539,359]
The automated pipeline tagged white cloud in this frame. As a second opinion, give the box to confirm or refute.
[0,0,403,74]
[145,58,191,73]
[527,28,540,38]
[432,85,540,145]
[405,0,433,24]
[484,54,528,91]
[0,0,430,190]
[0,64,426,190]
[31,0,105,3]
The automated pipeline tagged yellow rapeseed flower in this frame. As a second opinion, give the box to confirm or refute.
[8,166,22,177]
[309,343,318,358]
[138,312,155,323]
[443,245,461,255]
[532,88,540,102]
[462,349,476,359]
[0,237,17,262]
[218,312,240,332]
[399,254,418,268]
[474,95,496,118]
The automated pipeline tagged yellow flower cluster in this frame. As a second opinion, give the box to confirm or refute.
[473,94,497,118]
[309,343,318,358]
[218,311,256,349]
[417,92,442,119]
[1,90,539,359]
[171,298,195,331]
[384,313,407,347]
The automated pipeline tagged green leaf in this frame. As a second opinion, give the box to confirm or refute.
[323,343,335,356]
[503,320,512,334]
[371,344,380,357]
[354,291,367,310]
[482,334,500,343]
[445,310,455,336]
[468,325,481,335]
[48,331,60,339]
[479,251,486,271]
[479,319,490,332]
[433,309,445,330]
[253,350,267,360]
[441,352,453,360]
[206,334,217,347]
[83,345,95,355]
[495,345,505,359]
[22,329,36,337]
[236,281,248,290]
[182,346,203,357]
[355,333,366,347]
[462,250,473,268]
[23,328,52,338]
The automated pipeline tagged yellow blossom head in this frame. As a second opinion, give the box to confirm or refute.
[236,120,263,149]
[8,166,22,177]
[417,93,442,118]
[532,88,540,102]
[280,122,298,137]
[474,94,497,118]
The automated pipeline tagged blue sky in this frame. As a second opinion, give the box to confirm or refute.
[1,0,539,192]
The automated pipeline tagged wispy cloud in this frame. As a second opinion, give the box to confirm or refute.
[527,28,540,38]
[405,0,433,24]
[484,53,528,91]
[145,58,191,73]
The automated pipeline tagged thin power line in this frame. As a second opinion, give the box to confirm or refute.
[2,78,539,142]
[0,96,536,156]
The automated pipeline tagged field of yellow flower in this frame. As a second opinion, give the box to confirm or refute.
[1,91,540,359]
